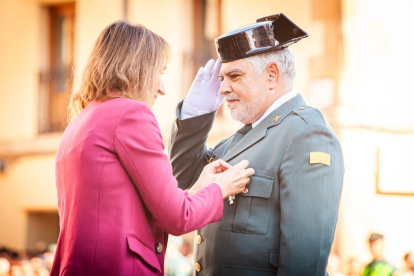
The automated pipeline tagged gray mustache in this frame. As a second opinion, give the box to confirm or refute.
[225,94,240,101]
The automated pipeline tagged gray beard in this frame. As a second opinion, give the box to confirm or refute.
[228,94,266,123]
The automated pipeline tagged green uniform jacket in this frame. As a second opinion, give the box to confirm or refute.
[168,94,344,276]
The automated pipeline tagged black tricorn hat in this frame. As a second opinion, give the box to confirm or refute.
[215,13,308,63]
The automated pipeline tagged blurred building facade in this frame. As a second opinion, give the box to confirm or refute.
[0,0,413,271]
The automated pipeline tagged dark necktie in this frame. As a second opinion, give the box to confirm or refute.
[230,124,253,149]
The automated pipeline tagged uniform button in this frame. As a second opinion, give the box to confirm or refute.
[155,243,162,253]
[299,107,305,110]
[195,262,201,272]
[242,187,248,194]
[196,235,202,244]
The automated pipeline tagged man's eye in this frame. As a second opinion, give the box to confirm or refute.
[230,75,240,80]
[218,75,224,81]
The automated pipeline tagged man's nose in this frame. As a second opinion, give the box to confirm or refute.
[157,80,165,96]
[219,79,231,96]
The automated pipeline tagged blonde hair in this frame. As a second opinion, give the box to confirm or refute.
[68,20,171,121]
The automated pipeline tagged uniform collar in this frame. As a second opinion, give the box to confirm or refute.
[252,90,297,128]
[223,94,306,162]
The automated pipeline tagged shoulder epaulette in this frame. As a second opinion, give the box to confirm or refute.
[292,106,326,125]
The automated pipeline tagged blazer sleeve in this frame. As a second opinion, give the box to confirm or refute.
[113,101,223,236]
[278,123,344,276]
[168,100,217,190]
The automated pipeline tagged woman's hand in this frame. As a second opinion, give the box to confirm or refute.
[215,160,254,199]
[188,159,231,195]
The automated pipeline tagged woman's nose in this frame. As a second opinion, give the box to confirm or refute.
[157,80,166,96]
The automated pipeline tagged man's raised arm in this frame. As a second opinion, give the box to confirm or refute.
[168,59,223,190]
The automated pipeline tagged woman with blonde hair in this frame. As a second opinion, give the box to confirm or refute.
[50,21,253,276]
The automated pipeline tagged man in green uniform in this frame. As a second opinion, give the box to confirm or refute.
[169,13,344,275]
[362,233,400,276]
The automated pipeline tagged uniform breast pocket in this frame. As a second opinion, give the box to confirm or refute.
[219,173,274,235]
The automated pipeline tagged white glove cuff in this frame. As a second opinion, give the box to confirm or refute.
[181,99,210,120]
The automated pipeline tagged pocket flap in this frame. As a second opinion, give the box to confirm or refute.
[240,174,274,198]
[269,251,279,268]
[126,235,161,273]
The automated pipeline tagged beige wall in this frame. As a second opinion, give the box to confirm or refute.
[0,0,51,250]
[339,129,414,268]
[0,0,39,141]
[337,0,414,269]
[339,0,414,130]
[0,155,56,249]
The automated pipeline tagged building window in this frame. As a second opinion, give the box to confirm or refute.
[26,211,60,255]
[193,0,221,71]
[181,0,223,116]
[39,3,75,133]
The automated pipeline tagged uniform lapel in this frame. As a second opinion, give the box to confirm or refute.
[223,94,306,162]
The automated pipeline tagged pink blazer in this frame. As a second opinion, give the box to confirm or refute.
[50,98,223,276]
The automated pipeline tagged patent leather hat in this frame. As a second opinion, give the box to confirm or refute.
[215,13,308,63]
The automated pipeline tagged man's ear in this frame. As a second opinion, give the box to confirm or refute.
[266,62,280,89]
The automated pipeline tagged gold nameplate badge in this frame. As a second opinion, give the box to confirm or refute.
[310,152,330,166]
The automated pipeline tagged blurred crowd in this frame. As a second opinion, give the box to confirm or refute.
[0,233,412,276]
[0,243,55,276]
[327,233,414,276]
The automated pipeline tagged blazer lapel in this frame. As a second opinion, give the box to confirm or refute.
[223,94,307,162]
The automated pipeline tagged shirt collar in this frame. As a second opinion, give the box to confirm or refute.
[252,90,297,128]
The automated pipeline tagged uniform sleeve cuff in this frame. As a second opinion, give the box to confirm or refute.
[181,99,210,120]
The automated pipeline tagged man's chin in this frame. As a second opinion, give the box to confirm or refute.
[230,108,260,125]
[229,109,248,124]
